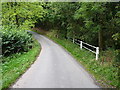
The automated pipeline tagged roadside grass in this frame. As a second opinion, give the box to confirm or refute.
[47,35,119,88]
[1,39,40,90]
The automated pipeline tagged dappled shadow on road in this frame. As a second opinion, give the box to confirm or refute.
[32,27,48,35]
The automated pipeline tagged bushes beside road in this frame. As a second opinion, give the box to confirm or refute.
[1,25,41,89]
[1,25,33,57]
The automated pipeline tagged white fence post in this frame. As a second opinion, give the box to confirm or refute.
[96,47,99,60]
[73,38,74,43]
[80,41,82,49]
[70,37,99,60]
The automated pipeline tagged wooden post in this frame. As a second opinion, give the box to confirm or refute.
[96,47,99,60]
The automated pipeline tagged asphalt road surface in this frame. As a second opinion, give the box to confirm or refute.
[12,31,99,88]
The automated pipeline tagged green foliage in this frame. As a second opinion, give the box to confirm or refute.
[2,2,119,49]
[2,2,46,29]
[41,2,120,50]
[2,40,40,89]
[1,25,33,56]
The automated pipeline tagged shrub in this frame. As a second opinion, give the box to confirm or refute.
[1,25,33,56]
[100,48,120,66]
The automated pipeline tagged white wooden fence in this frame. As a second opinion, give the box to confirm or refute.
[71,38,99,60]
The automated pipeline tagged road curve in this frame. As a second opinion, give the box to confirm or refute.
[12,31,99,88]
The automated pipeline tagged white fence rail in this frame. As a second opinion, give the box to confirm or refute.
[71,38,99,60]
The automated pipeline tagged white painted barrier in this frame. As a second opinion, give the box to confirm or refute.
[71,38,99,60]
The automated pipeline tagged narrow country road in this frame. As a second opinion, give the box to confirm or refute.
[12,31,99,88]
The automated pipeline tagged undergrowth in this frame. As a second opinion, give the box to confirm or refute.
[1,40,40,90]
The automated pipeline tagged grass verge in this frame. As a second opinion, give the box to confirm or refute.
[47,35,119,88]
[1,39,40,90]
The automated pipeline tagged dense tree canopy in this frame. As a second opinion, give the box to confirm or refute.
[2,2,120,50]
[2,2,46,29]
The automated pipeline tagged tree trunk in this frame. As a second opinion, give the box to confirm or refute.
[14,2,19,27]
[15,15,19,27]
[98,29,103,51]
